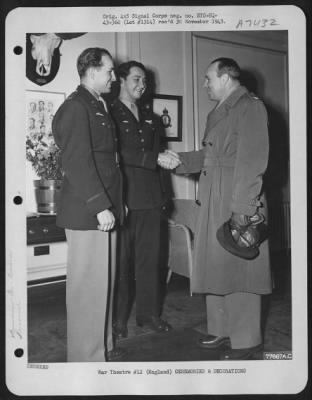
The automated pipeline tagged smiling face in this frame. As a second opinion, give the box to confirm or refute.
[203,62,226,102]
[92,54,116,94]
[120,66,147,103]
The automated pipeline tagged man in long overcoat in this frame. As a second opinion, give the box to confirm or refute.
[52,48,124,362]
[174,57,271,360]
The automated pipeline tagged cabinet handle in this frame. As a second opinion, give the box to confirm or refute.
[28,229,35,235]
[42,228,49,233]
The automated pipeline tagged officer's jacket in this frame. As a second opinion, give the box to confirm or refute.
[111,99,166,210]
[52,85,123,230]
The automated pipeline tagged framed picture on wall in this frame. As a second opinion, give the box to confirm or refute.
[152,94,182,141]
[26,90,65,140]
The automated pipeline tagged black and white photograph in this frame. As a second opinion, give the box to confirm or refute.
[5,5,308,396]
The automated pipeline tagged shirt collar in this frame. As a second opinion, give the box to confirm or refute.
[119,96,137,111]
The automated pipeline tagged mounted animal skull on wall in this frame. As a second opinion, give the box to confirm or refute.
[26,32,86,85]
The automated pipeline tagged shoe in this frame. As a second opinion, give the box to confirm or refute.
[220,344,263,360]
[136,316,172,333]
[197,335,231,349]
[107,347,127,361]
[113,322,128,339]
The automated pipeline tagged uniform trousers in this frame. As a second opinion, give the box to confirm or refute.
[115,207,161,322]
[65,229,116,362]
[206,292,262,349]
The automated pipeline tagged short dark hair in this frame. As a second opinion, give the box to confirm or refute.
[116,61,146,83]
[211,58,241,80]
[77,47,112,78]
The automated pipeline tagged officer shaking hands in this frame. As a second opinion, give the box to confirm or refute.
[110,61,179,338]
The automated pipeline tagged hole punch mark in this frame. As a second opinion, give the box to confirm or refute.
[13,46,23,55]
[13,196,23,205]
[14,348,24,358]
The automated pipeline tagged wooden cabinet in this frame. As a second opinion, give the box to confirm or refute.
[27,215,67,284]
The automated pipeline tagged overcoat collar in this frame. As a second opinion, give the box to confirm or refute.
[205,86,248,132]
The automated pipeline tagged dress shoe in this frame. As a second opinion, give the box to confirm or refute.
[220,344,263,360]
[197,335,231,349]
[136,316,172,333]
[107,347,127,361]
[113,322,128,339]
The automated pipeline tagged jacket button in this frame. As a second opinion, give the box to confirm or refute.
[139,129,143,133]
[195,200,201,206]
[202,140,207,147]
[208,142,213,146]
[141,138,144,142]
[102,122,106,126]
[126,129,129,132]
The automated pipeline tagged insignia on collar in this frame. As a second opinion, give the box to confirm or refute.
[145,120,153,124]
[249,92,260,100]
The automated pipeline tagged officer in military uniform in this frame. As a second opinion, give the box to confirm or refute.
[111,61,172,337]
[52,48,124,362]
[170,58,271,360]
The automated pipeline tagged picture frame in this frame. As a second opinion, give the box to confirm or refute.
[26,90,65,140]
[152,94,182,142]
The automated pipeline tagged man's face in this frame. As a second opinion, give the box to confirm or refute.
[204,62,225,101]
[93,54,116,94]
[120,66,146,102]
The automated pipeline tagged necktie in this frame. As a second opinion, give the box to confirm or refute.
[98,98,108,114]
[130,103,139,121]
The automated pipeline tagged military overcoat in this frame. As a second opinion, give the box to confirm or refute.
[177,86,272,295]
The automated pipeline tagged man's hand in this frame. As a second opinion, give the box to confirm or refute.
[230,212,264,248]
[157,150,181,170]
[97,209,115,231]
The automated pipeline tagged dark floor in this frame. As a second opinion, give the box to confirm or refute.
[28,250,292,363]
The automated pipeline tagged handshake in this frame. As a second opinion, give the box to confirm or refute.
[157,150,181,170]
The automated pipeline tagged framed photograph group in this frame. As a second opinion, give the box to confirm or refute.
[26,90,65,140]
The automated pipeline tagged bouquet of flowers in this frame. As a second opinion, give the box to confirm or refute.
[26,131,62,181]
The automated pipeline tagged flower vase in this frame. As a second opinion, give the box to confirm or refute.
[34,179,62,214]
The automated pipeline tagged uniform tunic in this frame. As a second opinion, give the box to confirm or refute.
[177,86,272,295]
[111,99,165,210]
[53,85,123,230]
